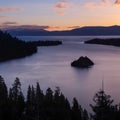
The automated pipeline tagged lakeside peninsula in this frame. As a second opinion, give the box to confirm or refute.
[0,30,62,62]
[85,38,120,47]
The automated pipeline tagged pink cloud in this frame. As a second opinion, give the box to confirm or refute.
[18,25,49,30]
[53,1,71,15]
[0,21,18,29]
[1,24,50,30]
[54,1,70,9]
[0,7,22,12]
[115,0,120,5]
[2,22,17,25]
[84,0,112,9]
[0,16,8,19]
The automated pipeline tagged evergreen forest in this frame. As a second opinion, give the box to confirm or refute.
[0,76,120,120]
[0,30,62,62]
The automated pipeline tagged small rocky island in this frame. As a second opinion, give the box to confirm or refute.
[71,56,94,68]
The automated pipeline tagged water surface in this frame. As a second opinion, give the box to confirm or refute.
[1,36,120,111]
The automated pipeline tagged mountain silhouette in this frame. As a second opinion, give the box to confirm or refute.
[5,25,120,36]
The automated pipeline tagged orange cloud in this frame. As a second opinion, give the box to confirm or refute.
[0,7,22,12]
[57,11,65,15]
[46,25,81,31]
[115,0,120,5]
[84,0,112,9]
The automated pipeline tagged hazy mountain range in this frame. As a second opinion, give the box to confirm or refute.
[5,25,120,36]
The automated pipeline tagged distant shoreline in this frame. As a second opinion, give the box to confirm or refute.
[85,38,120,47]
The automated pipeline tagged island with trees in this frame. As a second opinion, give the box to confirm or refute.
[0,30,62,62]
[85,38,120,47]
[71,56,94,68]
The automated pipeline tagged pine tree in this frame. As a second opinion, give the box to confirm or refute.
[25,85,32,120]
[83,109,89,120]
[44,87,53,120]
[25,85,36,120]
[9,77,24,120]
[53,87,63,120]
[71,97,82,120]
[45,87,53,105]
[90,89,115,120]
[35,82,44,120]
[65,98,71,120]
[0,76,8,120]
[58,93,71,120]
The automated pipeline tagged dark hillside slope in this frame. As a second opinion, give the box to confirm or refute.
[0,30,37,62]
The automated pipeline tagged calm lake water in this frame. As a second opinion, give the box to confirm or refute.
[1,36,120,111]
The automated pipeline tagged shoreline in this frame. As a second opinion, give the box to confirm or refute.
[85,38,120,47]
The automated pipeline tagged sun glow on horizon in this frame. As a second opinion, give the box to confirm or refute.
[45,26,81,31]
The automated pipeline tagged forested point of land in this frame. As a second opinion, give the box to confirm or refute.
[28,40,62,46]
[0,30,62,62]
[0,76,120,120]
[85,38,120,47]
[0,30,37,61]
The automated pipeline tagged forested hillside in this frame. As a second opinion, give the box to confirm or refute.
[0,30,62,62]
[0,30,37,61]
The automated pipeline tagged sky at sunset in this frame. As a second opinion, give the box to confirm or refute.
[0,0,120,31]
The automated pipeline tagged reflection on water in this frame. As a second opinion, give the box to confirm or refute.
[1,36,120,111]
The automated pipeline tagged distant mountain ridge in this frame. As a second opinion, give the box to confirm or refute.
[5,25,120,36]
